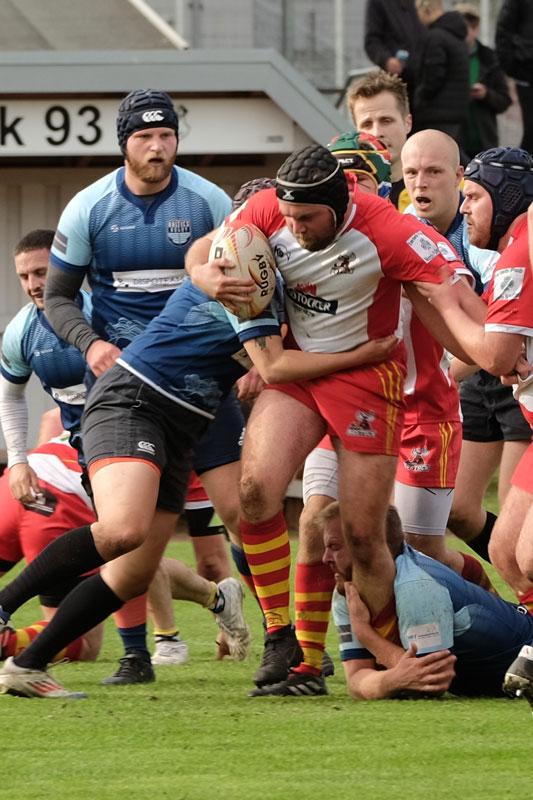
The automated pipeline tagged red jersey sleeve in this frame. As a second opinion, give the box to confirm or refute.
[227,187,284,238]
[485,218,533,335]
[360,195,465,283]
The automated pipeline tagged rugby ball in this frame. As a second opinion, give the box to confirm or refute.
[209,223,277,320]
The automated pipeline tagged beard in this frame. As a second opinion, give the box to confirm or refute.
[125,152,175,186]
[293,230,336,251]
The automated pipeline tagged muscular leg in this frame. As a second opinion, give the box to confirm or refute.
[239,390,325,628]
[336,447,397,616]
[498,441,530,507]
[489,486,533,597]
[447,440,501,541]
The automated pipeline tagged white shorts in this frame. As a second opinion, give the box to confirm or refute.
[393,481,454,536]
[302,446,339,505]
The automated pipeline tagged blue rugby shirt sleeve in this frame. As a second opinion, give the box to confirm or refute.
[332,589,372,662]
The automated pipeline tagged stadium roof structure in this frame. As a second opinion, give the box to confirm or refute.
[0,48,348,145]
[0,0,187,50]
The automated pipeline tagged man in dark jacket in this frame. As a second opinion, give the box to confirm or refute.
[496,0,533,153]
[364,0,426,106]
[456,3,512,160]
[413,0,470,142]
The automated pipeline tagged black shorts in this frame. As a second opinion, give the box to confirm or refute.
[193,390,244,474]
[460,371,532,443]
[184,506,227,538]
[82,364,210,514]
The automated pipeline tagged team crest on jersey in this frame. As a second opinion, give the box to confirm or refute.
[493,267,525,301]
[286,284,338,315]
[406,231,439,263]
[167,218,192,246]
[346,410,377,438]
[404,446,430,472]
[331,252,356,275]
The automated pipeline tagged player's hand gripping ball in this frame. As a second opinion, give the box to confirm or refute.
[209,223,277,320]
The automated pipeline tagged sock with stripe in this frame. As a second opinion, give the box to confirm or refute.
[230,543,259,599]
[0,620,84,662]
[293,561,335,675]
[240,511,291,633]
[461,553,497,593]
[0,525,105,621]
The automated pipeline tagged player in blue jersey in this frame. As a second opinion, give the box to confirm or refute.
[0,229,91,504]
[43,89,243,684]
[316,501,533,700]
[0,269,394,697]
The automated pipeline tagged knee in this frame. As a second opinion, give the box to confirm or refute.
[239,475,277,523]
[93,521,149,561]
[298,509,326,562]
[195,548,229,583]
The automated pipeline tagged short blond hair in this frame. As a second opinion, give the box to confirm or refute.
[347,70,410,120]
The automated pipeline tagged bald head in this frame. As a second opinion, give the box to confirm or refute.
[402,130,460,170]
[401,129,463,234]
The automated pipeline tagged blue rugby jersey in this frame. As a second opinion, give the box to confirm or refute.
[50,166,231,347]
[1,292,92,433]
[118,278,280,418]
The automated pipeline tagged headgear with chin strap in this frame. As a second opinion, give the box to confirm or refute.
[275,144,349,227]
[117,89,180,154]
[464,146,533,250]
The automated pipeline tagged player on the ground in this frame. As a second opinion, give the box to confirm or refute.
[187,143,481,695]
[318,501,533,701]
[43,88,244,684]
[0,435,103,664]
[411,146,533,709]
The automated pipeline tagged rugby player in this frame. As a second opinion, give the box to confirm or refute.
[187,143,480,695]
[43,89,243,684]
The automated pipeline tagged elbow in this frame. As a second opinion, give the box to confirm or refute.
[484,355,517,377]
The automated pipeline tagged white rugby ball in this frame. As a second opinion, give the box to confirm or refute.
[209,223,277,320]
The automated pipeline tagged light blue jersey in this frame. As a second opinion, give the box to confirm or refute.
[50,165,231,347]
[118,277,280,418]
[333,544,533,695]
[1,292,92,434]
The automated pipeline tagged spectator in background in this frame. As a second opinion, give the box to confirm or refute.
[413,0,470,144]
[496,0,533,153]
[455,3,512,161]
[363,0,426,109]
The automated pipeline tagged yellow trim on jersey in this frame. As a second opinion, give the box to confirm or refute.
[438,422,454,488]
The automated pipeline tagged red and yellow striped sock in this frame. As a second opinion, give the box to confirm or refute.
[518,588,533,615]
[461,553,497,594]
[0,620,83,662]
[240,511,291,633]
[293,561,335,675]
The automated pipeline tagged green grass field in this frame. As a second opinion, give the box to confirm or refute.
[2,480,532,800]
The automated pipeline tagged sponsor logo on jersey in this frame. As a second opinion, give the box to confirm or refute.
[53,229,68,255]
[331,252,357,275]
[436,241,457,262]
[142,110,164,123]
[168,218,192,246]
[112,269,183,293]
[403,446,430,472]
[137,440,156,455]
[493,267,525,301]
[286,286,338,315]
[110,224,136,233]
[274,243,290,262]
[346,410,377,438]
[50,383,87,405]
[406,231,439,263]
